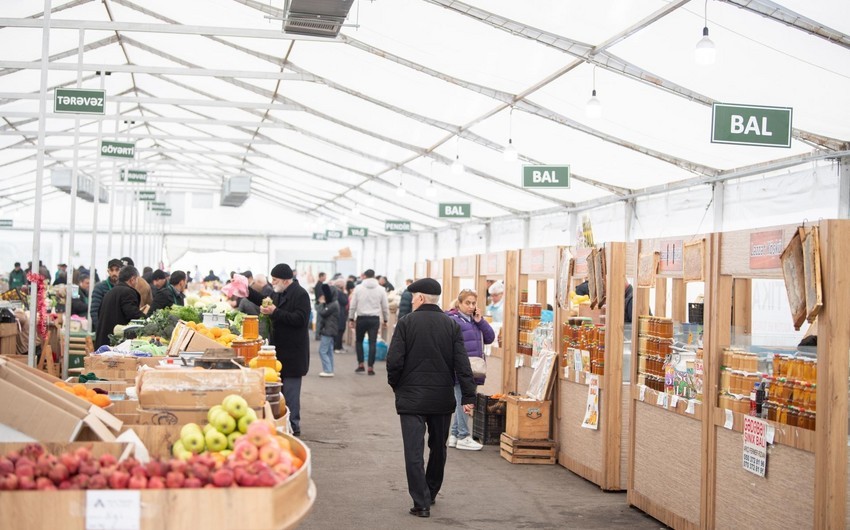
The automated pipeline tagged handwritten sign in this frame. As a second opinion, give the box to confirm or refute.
[742,416,768,477]
[86,490,141,530]
[658,239,684,273]
[750,230,784,269]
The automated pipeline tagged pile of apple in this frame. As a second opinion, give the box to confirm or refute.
[172,394,258,460]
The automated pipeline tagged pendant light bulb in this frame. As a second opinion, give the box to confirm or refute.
[426,180,437,198]
[451,156,464,176]
[695,26,716,65]
[503,140,518,162]
[586,89,603,119]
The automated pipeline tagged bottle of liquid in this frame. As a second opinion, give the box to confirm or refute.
[755,382,766,419]
[749,384,759,416]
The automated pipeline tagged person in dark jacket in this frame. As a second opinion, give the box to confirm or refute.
[70,274,91,317]
[313,272,326,341]
[387,278,476,518]
[149,271,186,315]
[150,269,168,291]
[397,289,413,319]
[90,259,123,332]
[9,262,26,290]
[332,279,349,352]
[377,275,395,292]
[246,263,311,436]
[316,284,340,377]
[444,288,495,451]
[95,266,145,348]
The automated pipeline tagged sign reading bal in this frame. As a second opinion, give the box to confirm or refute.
[439,203,471,218]
[711,103,792,148]
[325,230,343,239]
[522,166,570,188]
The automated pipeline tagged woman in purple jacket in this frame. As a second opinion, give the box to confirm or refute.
[445,289,495,451]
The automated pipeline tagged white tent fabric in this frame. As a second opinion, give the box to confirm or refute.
[0,0,848,280]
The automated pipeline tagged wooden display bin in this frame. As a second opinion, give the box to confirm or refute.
[504,394,551,440]
[0,322,17,356]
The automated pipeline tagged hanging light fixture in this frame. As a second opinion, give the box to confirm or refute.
[503,107,518,162]
[395,174,407,197]
[451,136,464,175]
[695,0,716,65]
[426,180,437,198]
[585,66,603,119]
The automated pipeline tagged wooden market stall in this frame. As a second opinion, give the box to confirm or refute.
[702,220,850,528]
[476,250,515,396]
[627,233,710,530]
[556,242,634,491]
[426,258,452,310]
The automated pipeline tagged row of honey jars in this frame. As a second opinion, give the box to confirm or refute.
[519,316,540,330]
[638,316,674,338]
[766,403,816,430]
[720,370,761,396]
[770,378,816,409]
[640,355,666,377]
[638,336,672,357]
[519,303,542,317]
[721,349,759,372]
[772,355,816,384]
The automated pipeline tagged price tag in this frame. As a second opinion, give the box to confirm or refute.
[639,385,647,402]
[685,400,695,415]
[656,392,667,407]
[86,490,141,530]
[564,366,570,380]
[765,424,775,444]
[515,356,522,368]
[724,409,734,429]
[575,369,581,383]
[670,395,680,409]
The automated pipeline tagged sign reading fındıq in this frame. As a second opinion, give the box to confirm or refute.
[54,88,105,114]
[742,416,768,477]
[712,103,793,148]
[121,169,148,183]
[522,165,570,188]
[385,220,411,232]
[101,140,135,159]
[439,203,471,218]
[347,226,368,237]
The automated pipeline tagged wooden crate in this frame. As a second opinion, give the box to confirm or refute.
[504,394,551,440]
[499,433,556,465]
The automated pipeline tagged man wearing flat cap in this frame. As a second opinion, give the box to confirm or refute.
[386,278,477,518]
[246,263,311,436]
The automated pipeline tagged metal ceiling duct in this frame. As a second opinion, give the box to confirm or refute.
[220,176,252,207]
[283,0,355,38]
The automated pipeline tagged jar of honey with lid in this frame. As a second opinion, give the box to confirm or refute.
[256,348,278,371]
[242,315,259,340]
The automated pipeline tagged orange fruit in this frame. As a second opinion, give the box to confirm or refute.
[72,384,87,397]
[91,394,111,408]
[86,389,97,399]
[53,381,66,388]
[290,456,303,470]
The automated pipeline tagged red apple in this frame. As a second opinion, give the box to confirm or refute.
[3,474,20,491]
[0,457,14,475]
[18,476,36,490]
[190,463,210,483]
[258,443,280,466]
[165,471,185,489]
[22,443,44,461]
[148,476,166,489]
[130,465,147,478]
[59,452,80,475]
[232,441,259,463]
[47,463,69,484]
[78,460,99,476]
[146,460,167,478]
[15,463,35,479]
[88,474,107,490]
[5,450,20,464]
[211,468,234,488]
[108,470,130,489]
[273,462,292,479]
[100,464,117,478]
[36,477,56,490]
[256,470,278,488]
[74,446,92,462]
[236,473,258,487]
[183,477,202,488]
[58,480,77,490]
[99,453,117,468]
[72,474,90,489]
[128,475,147,489]
[119,458,138,473]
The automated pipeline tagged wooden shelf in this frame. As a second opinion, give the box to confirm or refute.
[630,385,703,421]
[711,407,814,453]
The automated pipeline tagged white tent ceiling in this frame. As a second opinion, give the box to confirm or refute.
[0,0,848,237]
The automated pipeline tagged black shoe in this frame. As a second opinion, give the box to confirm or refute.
[409,507,430,518]
[367,368,375,376]
[430,497,436,505]
[292,431,301,437]
[355,366,365,373]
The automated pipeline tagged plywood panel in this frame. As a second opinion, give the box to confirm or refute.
[620,384,630,489]
[452,255,477,278]
[625,242,637,279]
[632,401,701,527]
[520,247,558,276]
[714,426,814,529]
[557,378,604,477]
[480,251,506,276]
[719,224,797,278]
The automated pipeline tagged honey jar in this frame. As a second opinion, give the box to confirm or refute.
[256,348,278,371]
[242,315,259,340]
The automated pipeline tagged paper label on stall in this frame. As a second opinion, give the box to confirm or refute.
[515,355,523,368]
[685,400,696,415]
[765,424,775,444]
[724,409,734,429]
[581,375,600,430]
[564,366,570,380]
[575,369,581,383]
[670,395,680,409]
[639,385,647,402]
[656,392,667,408]
[86,490,141,530]
[742,416,768,477]
[573,349,583,373]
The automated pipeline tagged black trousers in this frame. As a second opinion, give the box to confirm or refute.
[334,320,344,350]
[355,315,380,366]
[399,413,451,509]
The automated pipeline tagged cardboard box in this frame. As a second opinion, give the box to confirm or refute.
[0,432,314,530]
[165,321,223,356]
[84,354,162,379]
[504,394,551,440]
[0,322,17,338]
[136,367,265,410]
[135,405,264,426]
[64,377,134,394]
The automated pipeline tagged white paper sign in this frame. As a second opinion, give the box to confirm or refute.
[724,409,734,429]
[86,490,141,530]
[742,416,768,477]
[670,395,680,409]
[581,375,600,430]
[685,399,696,415]
[656,391,667,408]
[564,366,570,380]
[575,369,581,383]
[639,385,647,402]
[765,424,776,445]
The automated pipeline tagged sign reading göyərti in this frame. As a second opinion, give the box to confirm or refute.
[101,140,135,159]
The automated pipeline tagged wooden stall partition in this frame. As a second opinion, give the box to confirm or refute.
[477,251,508,396]
[627,233,708,530]
[502,250,520,394]
[414,261,427,280]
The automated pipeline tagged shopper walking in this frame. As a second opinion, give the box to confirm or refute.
[348,269,389,375]
[95,266,146,348]
[332,278,349,352]
[397,280,413,320]
[150,271,186,314]
[313,272,326,341]
[316,284,340,377]
[90,259,123,332]
[246,263,311,436]
[386,278,476,517]
[445,289,495,451]
[8,262,25,290]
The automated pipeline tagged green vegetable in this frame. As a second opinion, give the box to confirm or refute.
[169,305,202,323]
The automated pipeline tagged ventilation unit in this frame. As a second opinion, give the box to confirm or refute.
[50,168,108,204]
[221,176,251,207]
[283,0,355,38]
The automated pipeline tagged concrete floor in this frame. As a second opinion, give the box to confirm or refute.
[297,342,664,530]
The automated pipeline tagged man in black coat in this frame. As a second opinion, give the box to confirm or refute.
[387,278,476,518]
[94,266,146,348]
[246,263,311,436]
[149,270,186,315]
[332,279,348,352]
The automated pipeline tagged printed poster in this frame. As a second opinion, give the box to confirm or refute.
[581,374,600,430]
[742,416,767,477]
